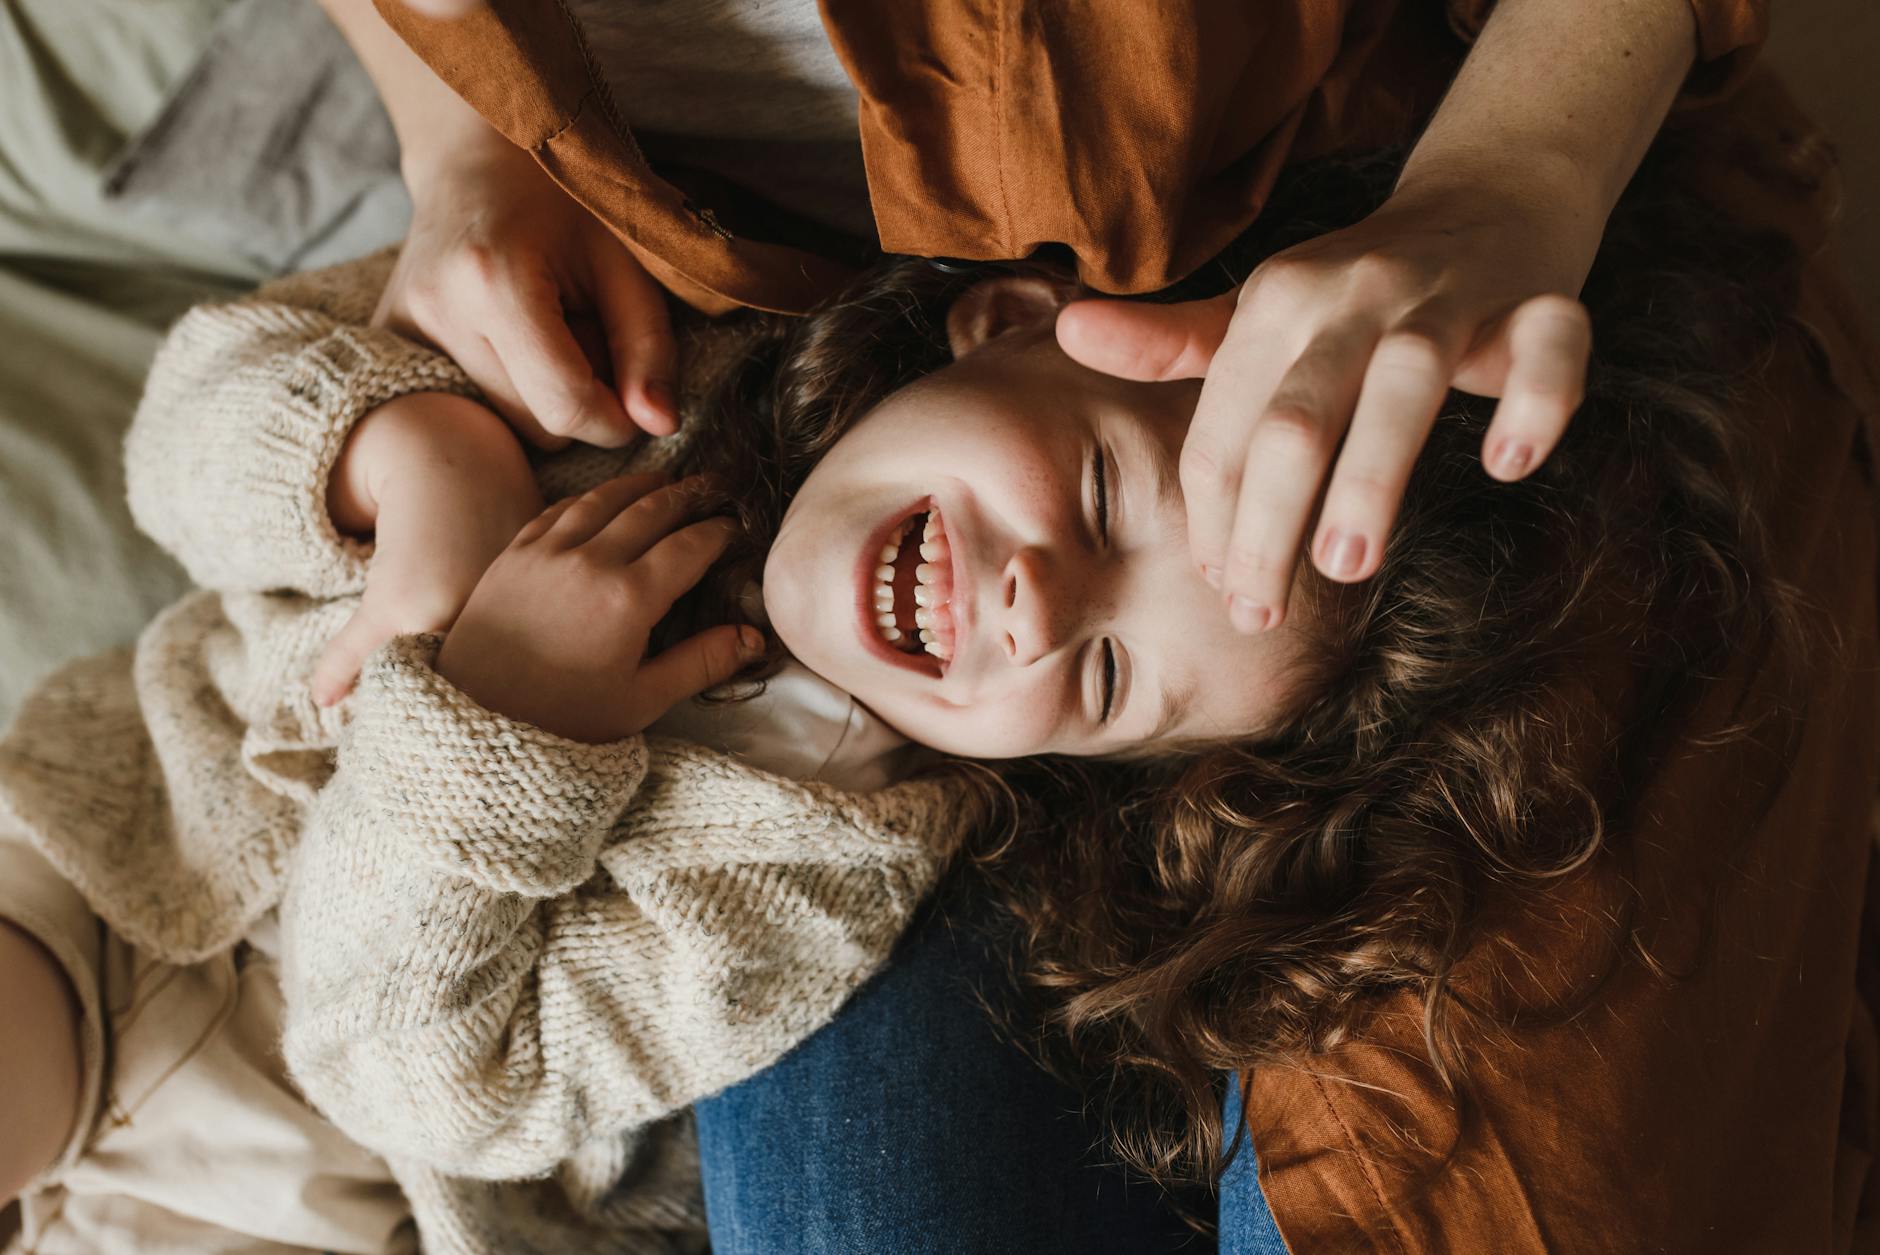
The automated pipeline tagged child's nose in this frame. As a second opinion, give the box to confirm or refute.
[997,546,1083,665]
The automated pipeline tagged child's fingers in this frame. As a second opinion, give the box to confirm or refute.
[540,473,670,548]
[636,624,766,713]
[626,516,738,614]
[311,610,389,707]
[510,493,582,547]
[589,476,718,563]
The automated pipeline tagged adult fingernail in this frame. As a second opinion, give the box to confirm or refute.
[1229,596,1271,633]
[1201,564,1223,590]
[1492,441,1532,479]
[1320,530,1366,580]
[738,627,767,658]
[646,379,676,421]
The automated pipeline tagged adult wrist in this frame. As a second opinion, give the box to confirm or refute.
[397,109,524,200]
[1395,141,1602,226]
[320,0,512,194]
[1395,0,1696,251]
[1387,145,1609,284]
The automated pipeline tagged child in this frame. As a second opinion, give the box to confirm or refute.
[0,221,1320,1248]
[1,145,1858,1254]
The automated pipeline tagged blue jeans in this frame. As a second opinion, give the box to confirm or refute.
[694,874,1289,1254]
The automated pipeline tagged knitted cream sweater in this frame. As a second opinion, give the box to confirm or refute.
[0,254,978,1253]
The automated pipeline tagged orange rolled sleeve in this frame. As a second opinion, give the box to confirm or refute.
[1445,0,1767,103]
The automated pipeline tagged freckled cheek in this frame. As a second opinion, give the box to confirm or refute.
[1009,454,1065,511]
[931,410,1043,480]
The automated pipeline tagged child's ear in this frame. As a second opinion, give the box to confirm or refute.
[946,275,1079,359]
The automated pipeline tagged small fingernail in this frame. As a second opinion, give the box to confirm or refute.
[738,627,767,658]
[1492,441,1533,479]
[1201,564,1223,590]
[1319,530,1366,580]
[1229,596,1272,633]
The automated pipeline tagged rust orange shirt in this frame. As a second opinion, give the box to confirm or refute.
[378,0,1767,313]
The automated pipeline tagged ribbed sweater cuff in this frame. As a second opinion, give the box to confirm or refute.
[345,635,648,896]
[243,324,477,595]
[126,303,480,598]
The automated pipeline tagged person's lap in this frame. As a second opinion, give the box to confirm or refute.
[693,870,1289,1254]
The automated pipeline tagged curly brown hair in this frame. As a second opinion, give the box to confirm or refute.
[666,142,1810,1192]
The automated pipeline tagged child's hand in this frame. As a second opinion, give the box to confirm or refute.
[434,475,763,743]
[312,393,542,705]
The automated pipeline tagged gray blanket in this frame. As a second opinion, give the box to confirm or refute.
[102,0,410,274]
[0,0,406,725]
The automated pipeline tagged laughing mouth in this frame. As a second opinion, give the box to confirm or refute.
[870,503,957,663]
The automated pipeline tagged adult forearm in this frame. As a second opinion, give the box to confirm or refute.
[318,0,506,183]
[1398,0,1698,241]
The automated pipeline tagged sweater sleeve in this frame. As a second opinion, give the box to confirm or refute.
[1445,0,1766,104]
[278,635,945,1179]
[124,253,477,598]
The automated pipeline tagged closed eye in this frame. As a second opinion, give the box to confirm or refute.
[1099,639,1117,722]
[1090,443,1115,722]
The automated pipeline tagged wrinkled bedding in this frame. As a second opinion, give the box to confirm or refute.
[0,0,405,724]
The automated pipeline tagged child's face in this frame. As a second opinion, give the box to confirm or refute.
[763,278,1311,759]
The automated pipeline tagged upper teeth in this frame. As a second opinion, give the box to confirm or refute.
[872,506,955,663]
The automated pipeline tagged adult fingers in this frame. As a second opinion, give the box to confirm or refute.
[1055,294,1237,382]
[587,237,680,437]
[395,0,484,16]
[1179,310,1302,583]
[1478,295,1591,482]
[483,271,639,448]
[375,258,578,451]
[539,473,670,548]
[1218,324,1379,631]
[590,476,718,564]
[1310,324,1465,584]
[455,337,572,451]
[636,624,766,714]
[312,610,392,707]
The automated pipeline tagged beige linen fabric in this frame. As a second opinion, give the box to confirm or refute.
[0,836,413,1254]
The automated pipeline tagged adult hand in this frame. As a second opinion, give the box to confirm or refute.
[380,136,678,450]
[392,0,483,17]
[1056,180,1597,634]
[436,475,762,743]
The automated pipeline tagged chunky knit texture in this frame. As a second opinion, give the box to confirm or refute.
[0,253,978,1253]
